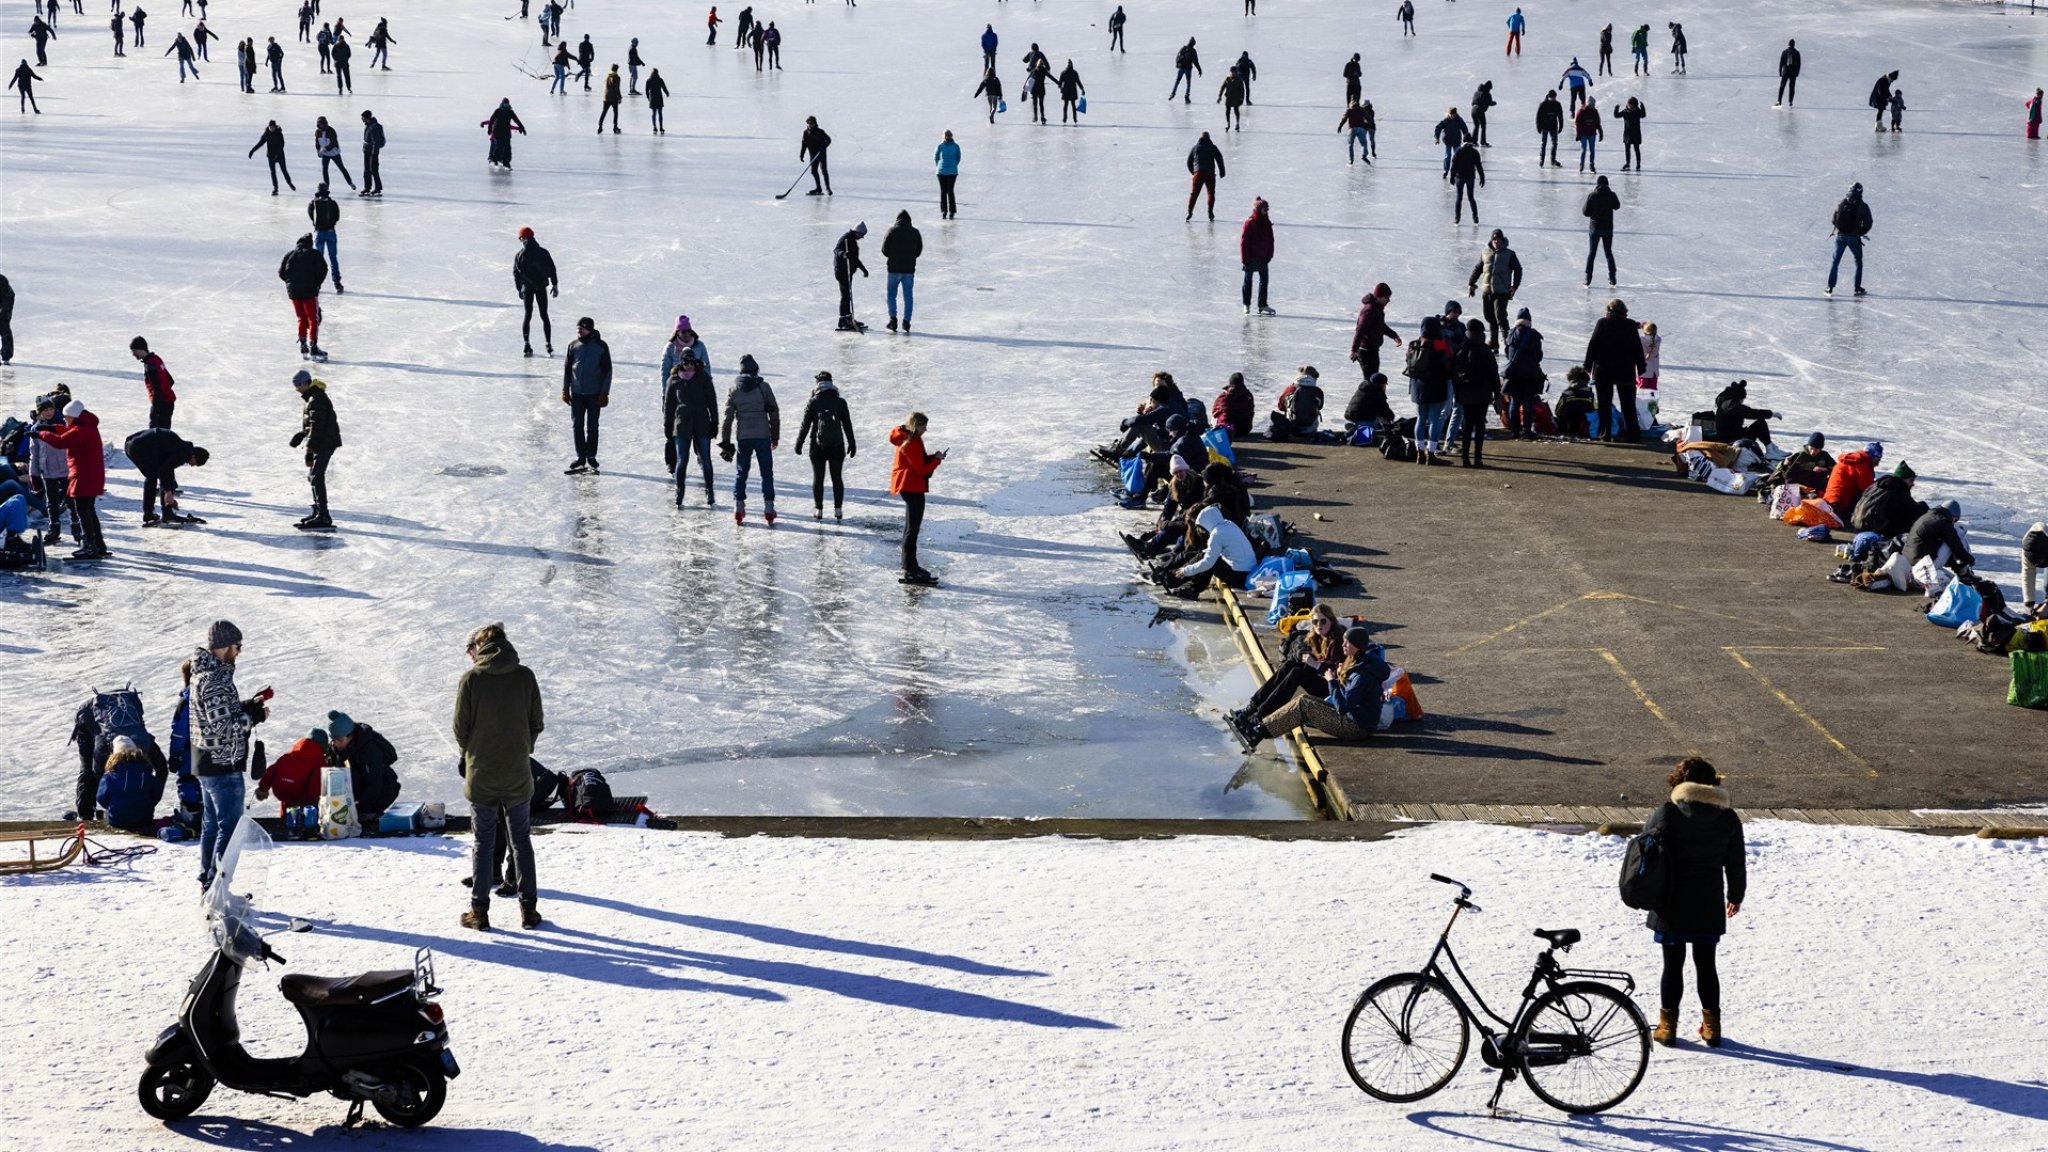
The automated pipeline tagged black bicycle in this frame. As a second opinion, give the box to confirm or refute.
[1341,874,1650,1115]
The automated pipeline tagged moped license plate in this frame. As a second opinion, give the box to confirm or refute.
[440,1049,462,1079]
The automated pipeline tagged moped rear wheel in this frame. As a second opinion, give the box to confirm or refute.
[1341,973,1469,1102]
[138,1061,215,1120]
[1517,981,1649,1114]
[370,1058,447,1128]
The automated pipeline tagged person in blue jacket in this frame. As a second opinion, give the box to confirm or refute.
[1236,625,1388,746]
[1505,8,1525,57]
[96,735,169,833]
[934,129,961,219]
[979,23,996,71]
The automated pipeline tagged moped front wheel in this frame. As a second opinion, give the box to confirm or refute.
[370,1057,447,1128]
[1341,973,1469,1102]
[138,1061,215,1120]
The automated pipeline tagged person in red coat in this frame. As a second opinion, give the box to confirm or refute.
[1239,197,1275,316]
[889,413,945,586]
[256,732,329,812]
[35,399,108,559]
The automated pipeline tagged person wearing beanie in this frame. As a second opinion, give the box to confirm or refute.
[1764,430,1834,495]
[1581,297,1644,442]
[799,114,832,195]
[1240,197,1275,316]
[832,222,870,332]
[277,233,329,361]
[1710,379,1776,446]
[255,732,328,812]
[1451,318,1501,467]
[1641,757,1746,1048]
[881,210,923,332]
[192,620,267,888]
[129,336,179,430]
[1849,460,1923,539]
[360,110,386,196]
[33,397,108,559]
[664,347,720,507]
[561,317,613,475]
[95,733,170,835]
[1235,623,1389,748]
[481,96,526,170]
[794,369,856,520]
[1500,306,1545,439]
[626,36,643,95]
[1583,174,1622,287]
[289,370,342,529]
[1821,442,1882,521]
[1349,282,1399,382]
[455,622,547,931]
[1905,499,1974,583]
[721,353,780,522]
[1214,372,1258,437]
[124,426,211,525]
[1826,182,1873,297]
[513,227,558,357]
[661,314,710,383]
[1467,230,1523,352]
[325,709,403,816]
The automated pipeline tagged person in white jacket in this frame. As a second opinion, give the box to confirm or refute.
[2022,521,2045,611]
[1167,505,1256,598]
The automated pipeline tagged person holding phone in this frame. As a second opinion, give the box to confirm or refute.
[889,412,944,586]
[191,620,268,890]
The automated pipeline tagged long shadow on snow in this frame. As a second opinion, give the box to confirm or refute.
[1406,1109,1870,1152]
[343,291,517,310]
[1716,1041,2048,1123]
[170,1115,601,1151]
[552,890,1045,978]
[116,551,373,600]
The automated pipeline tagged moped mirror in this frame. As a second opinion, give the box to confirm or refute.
[288,918,314,934]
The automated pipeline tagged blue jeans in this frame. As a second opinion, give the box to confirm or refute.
[1578,135,1597,170]
[1827,235,1863,291]
[198,772,245,887]
[1442,142,1456,176]
[0,493,27,536]
[177,56,198,80]
[1347,126,1371,161]
[673,433,713,496]
[1415,399,1452,451]
[733,437,775,507]
[1169,67,1192,100]
[551,62,567,92]
[1506,395,1535,437]
[314,229,340,286]
[887,272,915,322]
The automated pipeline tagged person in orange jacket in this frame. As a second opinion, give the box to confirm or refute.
[889,412,945,586]
[256,730,329,812]
[1821,442,1882,521]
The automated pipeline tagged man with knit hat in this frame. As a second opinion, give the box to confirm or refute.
[1349,282,1399,382]
[454,622,546,931]
[326,709,401,816]
[833,222,869,332]
[1849,460,1924,539]
[192,619,268,889]
[33,397,108,560]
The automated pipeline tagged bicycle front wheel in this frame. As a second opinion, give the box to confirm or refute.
[1517,981,1650,1114]
[1341,973,1469,1103]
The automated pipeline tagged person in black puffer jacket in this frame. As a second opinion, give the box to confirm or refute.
[1450,319,1499,467]
[1581,298,1645,441]
[1849,463,1924,540]
[1641,757,1746,1049]
[794,370,857,519]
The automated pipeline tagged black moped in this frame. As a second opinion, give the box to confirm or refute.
[138,821,460,1128]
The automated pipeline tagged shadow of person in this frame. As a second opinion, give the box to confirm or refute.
[1715,1040,2048,1123]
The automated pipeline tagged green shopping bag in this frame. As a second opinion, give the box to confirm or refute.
[2009,651,2048,710]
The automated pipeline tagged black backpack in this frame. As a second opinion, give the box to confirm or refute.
[1617,810,1671,911]
[527,758,567,817]
[568,768,615,821]
[1402,338,1435,380]
[71,687,166,812]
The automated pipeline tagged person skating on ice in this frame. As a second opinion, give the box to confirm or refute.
[794,370,855,520]
[358,110,385,195]
[1217,66,1244,131]
[933,129,960,217]
[163,31,197,80]
[561,317,612,474]
[1466,229,1522,351]
[1614,96,1646,170]
[278,234,328,360]
[1057,59,1085,123]
[307,183,344,294]
[1574,98,1602,173]
[1776,40,1800,107]
[1169,37,1200,103]
[1186,130,1225,220]
[1667,22,1687,75]
[312,116,355,192]
[1449,140,1484,223]
[1107,7,1125,54]
[881,211,921,332]
[645,68,668,133]
[482,96,525,168]
[1239,197,1274,315]
[129,335,178,428]
[662,350,719,508]
[288,370,341,529]
[1338,99,1374,164]
[626,37,642,94]
[1470,81,1495,146]
[890,412,944,585]
[1583,175,1620,286]
[1536,89,1564,166]
[598,63,623,134]
[9,60,43,112]
[514,226,557,354]
[1825,183,1872,297]
[972,66,1002,124]
[800,115,832,194]
[1433,105,1469,178]
[1342,52,1361,106]
[720,354,780,524]
[833,222,868,330]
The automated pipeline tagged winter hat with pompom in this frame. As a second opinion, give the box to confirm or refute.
[326,710,356,739]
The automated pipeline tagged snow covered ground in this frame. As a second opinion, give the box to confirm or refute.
[4,821,2045,1149]
[2,0,2045,820]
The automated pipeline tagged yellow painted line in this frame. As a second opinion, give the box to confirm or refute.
[1597,648,1672,725]
[1442,592,1606,659]
[1723,648,1879,778]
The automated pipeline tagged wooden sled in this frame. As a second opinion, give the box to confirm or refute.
[0,825,89,875]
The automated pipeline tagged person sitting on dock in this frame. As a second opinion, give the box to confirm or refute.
[1093,374,1188,463]
[1227,604,1343,735]
[1711,379,1776,447]
[1763,431,1834,498]
[1233,625,1387,748]
[1160,505,1256,599]
[1124,457,1205,560]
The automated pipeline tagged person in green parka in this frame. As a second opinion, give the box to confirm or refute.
[454,622,545,932]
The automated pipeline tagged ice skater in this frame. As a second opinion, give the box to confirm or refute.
[248,119,295,194]
[1888,88,1905,132]
[575,33,593,89]
[109,9,123,56]
[265,35,284,90]
[1598,24,1613,76]
[550,41,569,92]
[513,226,558,355]
[1186,130,1225,220]
[1449,141,1484,223]
[705,5,719,44]
[626,37,641,93]
[889,412,943,585]
[1342,53,1361,106]
[1470,81,1494,146]
[126,427,208,524]
[307,184,343,293]
[129,335,177,428]
[278,234,328,360]
[1558,58,1591,111]
[1614,97,1646,170]
[1217,66,1244,130]
[1240,197,1274,315]
[662,350,718,507]
[933,129,960,218]
[763,22,780,69]
[1169,37,1200,103]
[29,17,54,68]
[192,20,214,60]
[316,21,331,71]
[1058,59,1085,123]
[972,66,1001,124]
[330,32,351,92]
[560,317,612,475]
[1338,99,1374,164]
[832,221,868,331]
[9,60,42,112]
[645,67,668,133]
[2028,88,2043,139]
[881,210,921,332]
[288,370,340,529]
[313,116,355,191]
[598,64,622,133]
[1466,230,1522,351]
[1668,23,1687,75]
[156,19,193,68]
[794,370,855,519]
[1536,90,1563,166]
[1233,51,1256,104]
[1108,7,1124,53]
[366,17,392,69]
[359,109,384,195]
[1583,175,1619,286]
[1825,183,1871,297]
[980,22,996,69]
[1396,0,1414,37]
[1505,8,1523,57]
[1433,106,1469,178]
[1574,99,1602,173]
[127,4,143,47]
[721,354,780,524]
[1630,25,1649,76]
[483,97,525,168]
[1868,71,1898,131]
[1776,40,1800,107]
[800,115,832,194]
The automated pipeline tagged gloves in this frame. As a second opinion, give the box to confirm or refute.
[289,431,306,448]
[561,389,570,405]
[550,286,558,297]
[664,440,677,470]
[241,699,268,723]
[718,441,736,463]
[598,394,609,408]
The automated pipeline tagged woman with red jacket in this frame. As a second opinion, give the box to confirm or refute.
[256,732,329,812]
[35,399,108,559]
[889,413,946,586]
[1239,197,1275,315]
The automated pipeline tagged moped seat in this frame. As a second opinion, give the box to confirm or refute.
[280,970,414,1007]
[1532,928,1581,948]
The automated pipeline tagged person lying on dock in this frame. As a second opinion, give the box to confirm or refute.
[1231,625,1386,748]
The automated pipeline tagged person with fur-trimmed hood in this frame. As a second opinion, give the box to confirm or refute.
[1641,757,1746,1049]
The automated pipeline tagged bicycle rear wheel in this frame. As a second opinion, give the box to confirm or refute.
[1517,981,1650,1114]
[1341,973,1469,1103]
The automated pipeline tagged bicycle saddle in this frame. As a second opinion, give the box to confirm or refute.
[1533,928,1581,948]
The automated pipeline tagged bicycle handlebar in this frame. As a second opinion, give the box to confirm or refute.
[1429,873,1475,902]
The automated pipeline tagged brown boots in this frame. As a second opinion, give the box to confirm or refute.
[1653,1008,1724,1048]
[1652,1008,1677,1047]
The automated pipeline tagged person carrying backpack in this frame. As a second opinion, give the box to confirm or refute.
[1403,317,1453,464]
[1269,368,1324,441]
[455,622,546,931]
[1501,308,1545,439]
[1639,757,1746,1049]
[1826,183,1873,297]
[794,370,856,520]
